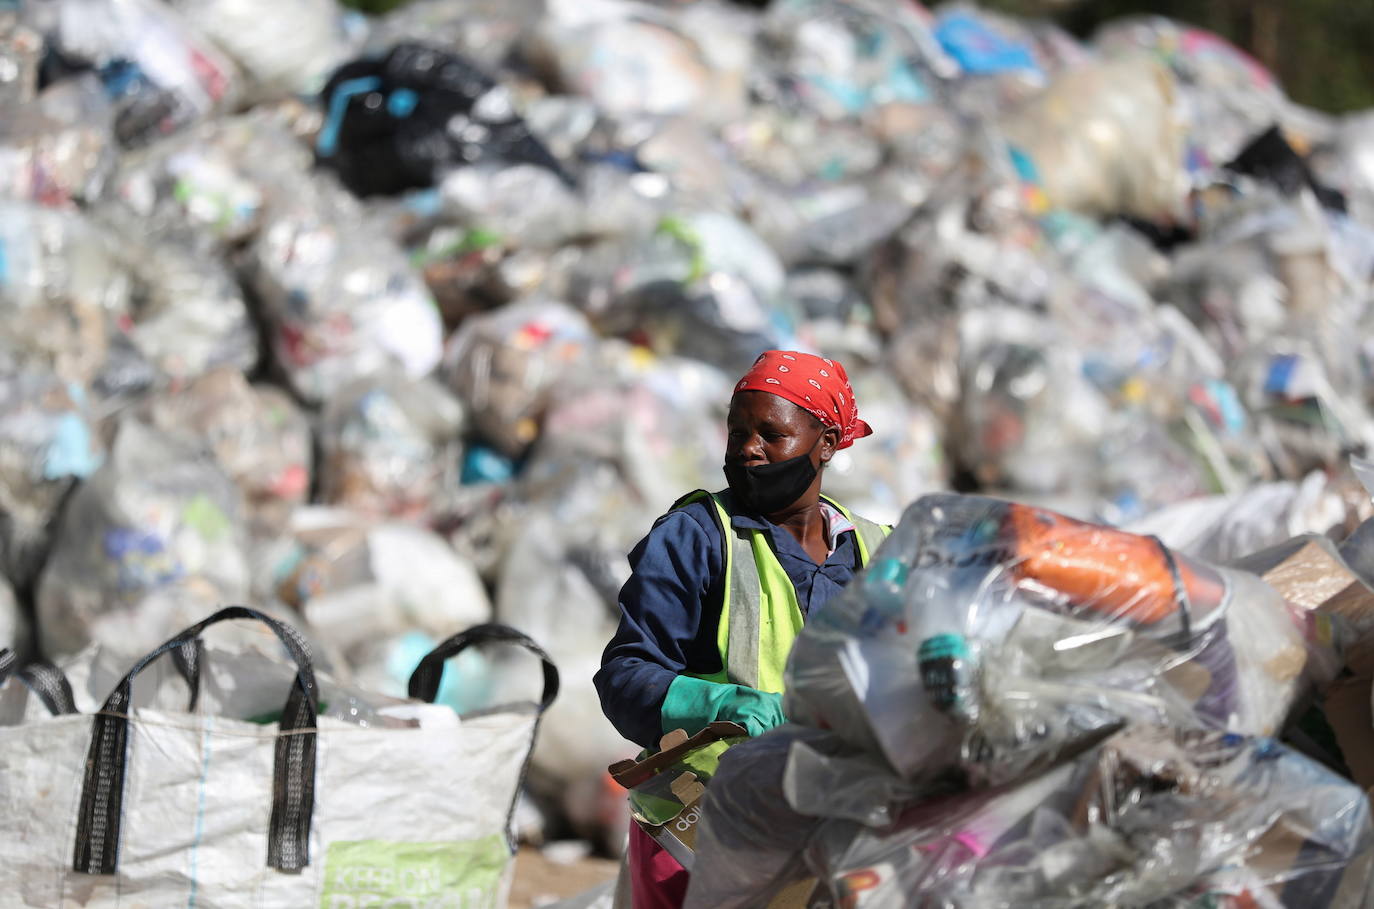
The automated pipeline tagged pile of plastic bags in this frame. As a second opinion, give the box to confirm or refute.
[5,0,1374,857]
[686,492,1374,906]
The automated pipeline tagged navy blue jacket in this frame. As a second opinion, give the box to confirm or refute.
[594,491,865,749]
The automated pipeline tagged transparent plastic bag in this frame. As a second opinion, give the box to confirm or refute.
[999,54,1188,223]
[593,211,801,377]
[810,726,1374,908]
[689,724,1374,908]
[440,299,598,457]
[35,419,251,659]
[362,0,539,71]
[818,367,946,527]
[528,0,736,123]
[520,341,730,518]
[318,372,465,522]
[952,306,1114,496]
[858,144,1055,334]
[0,199,133,392]
[28,0,241,147]
[168,0,357,102]
[438,163,585,250]
[444,158,668,252]
[136,368,312,537]
[0,355,104,590]
[787,494,1312,784]
[264,507,493,700]
[246,173,444,404]
[1093,16,1287,168]
[1127,472,1357,566]
[753,0,950,121]
[744,169,916,269]
[114,231,259,384]
[104,109,304,252]
[0,74,117,207]
[682,727,832,909]
[0,16,42,109]
[1236,344,1374,481]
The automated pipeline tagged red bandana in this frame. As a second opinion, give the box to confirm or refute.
[733,350,873,449]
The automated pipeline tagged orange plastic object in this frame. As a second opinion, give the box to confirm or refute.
[1004,504,1225,625]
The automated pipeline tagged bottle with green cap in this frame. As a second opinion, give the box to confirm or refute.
[918,632,979,725]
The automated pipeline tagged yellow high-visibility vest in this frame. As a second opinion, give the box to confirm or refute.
[673,489,890,694]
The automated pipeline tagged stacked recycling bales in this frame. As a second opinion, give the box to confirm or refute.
[3,0,1374,853]
[685,494,1374,906]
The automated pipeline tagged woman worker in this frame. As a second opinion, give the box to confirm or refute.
[595,350,890,907]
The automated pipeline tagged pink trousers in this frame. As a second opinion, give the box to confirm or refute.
[628,823,689,909]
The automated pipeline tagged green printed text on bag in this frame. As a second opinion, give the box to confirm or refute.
[320,837,509,909]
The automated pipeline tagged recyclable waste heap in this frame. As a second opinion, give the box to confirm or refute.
[680,493,1374,906]
[5,0,1374,860]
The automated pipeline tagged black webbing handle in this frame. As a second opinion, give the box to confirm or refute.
[407,623,559,711]
[73,606,318,876]
[0,651,79,716]
[17,659,78,716]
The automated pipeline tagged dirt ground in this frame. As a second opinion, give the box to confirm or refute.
[509,844,620,908]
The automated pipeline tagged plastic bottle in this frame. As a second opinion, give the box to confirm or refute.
[858,556,909,633]
[917,632,980,725]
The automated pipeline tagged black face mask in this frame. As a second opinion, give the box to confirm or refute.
[723,453,818,515]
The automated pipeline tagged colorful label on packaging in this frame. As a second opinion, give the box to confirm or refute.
[104,527,182,591]
[648,800,702,869]
[319,837,508,909]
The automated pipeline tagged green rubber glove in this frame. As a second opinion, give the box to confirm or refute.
[660,675,786,739]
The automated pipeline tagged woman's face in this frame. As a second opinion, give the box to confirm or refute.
[725,391,837,468]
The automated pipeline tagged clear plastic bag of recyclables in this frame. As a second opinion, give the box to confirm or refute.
[35,419,251,660]
[787,493,1324,786]
[0,354,104,590]
[246,173,444,405]
[318,372,464,522]
[28,0,242,147]
[685,726,1374,908]
[683,724,915,909]
[136,367,311,537]
[811,726,1373,908]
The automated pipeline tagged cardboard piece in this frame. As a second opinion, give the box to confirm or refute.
[1235,534,1374,789]
[1237,533,1374,673]
[608,721,746,789]
[1235,536,1374,640]
[609,722,748,870]
[1321,673,1374,792]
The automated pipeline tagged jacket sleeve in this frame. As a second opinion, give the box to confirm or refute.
[594,503,725,750]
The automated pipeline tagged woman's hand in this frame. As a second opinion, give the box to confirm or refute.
[660,676,787,739]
